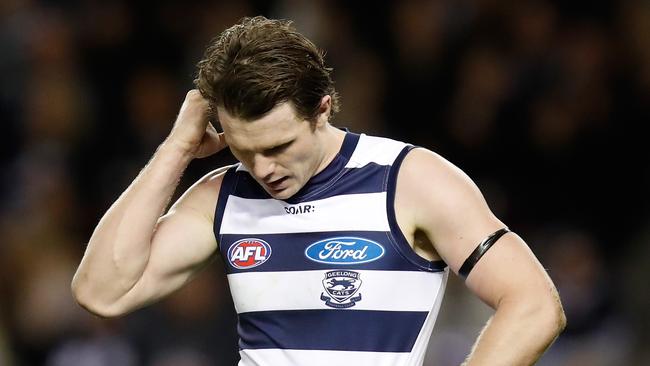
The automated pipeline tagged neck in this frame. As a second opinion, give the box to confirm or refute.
[314,124,346,175]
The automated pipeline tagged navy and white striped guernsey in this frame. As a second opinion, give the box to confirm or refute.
[214,131,449,366]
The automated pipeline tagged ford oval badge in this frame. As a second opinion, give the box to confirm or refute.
[305,237,385,265]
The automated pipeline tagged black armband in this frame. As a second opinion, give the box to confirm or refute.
[459,228,511,280]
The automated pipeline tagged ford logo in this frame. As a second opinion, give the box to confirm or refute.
[305,237,385,264]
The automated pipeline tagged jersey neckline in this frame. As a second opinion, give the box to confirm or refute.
[283,130,360,203]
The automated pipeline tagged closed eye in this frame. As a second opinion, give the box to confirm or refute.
[264,140,293,155]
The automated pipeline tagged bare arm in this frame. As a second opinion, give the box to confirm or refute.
[71,90,228,317]
[459,232,565,365]
[396,148,565,365]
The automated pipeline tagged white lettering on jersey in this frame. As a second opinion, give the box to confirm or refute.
[319,241,368,260]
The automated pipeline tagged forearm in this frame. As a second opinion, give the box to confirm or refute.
[72,140,193,311]
[462,296,566,366]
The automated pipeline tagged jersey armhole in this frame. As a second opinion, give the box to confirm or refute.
[386,146,448,272]
[213,164,240,250]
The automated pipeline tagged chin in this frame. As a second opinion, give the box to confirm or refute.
[270,188,295,200]
[268,184,301,200]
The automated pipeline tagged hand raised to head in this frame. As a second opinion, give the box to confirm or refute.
[166,89,228,158]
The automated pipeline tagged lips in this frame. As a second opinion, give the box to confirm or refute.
[266,176,289,191]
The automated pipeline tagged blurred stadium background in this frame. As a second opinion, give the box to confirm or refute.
[1,0,649,365]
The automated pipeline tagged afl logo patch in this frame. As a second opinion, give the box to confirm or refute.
[305,237,385,265]
[227,238,272,269]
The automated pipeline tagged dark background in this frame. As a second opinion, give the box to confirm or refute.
[1,0,648,365]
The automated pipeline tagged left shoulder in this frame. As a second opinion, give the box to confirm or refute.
[346,133,410,168]
[398,147,487,210]
[396,147,563,319]
[395,147,505,271]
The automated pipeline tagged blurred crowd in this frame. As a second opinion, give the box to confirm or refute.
[0,0,648,365]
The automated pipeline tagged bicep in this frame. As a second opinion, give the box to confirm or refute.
[463,232,556,308]
[113,172,222,311]
[147,206,218,291]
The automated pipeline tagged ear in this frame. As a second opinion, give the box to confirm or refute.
[315,95,332,128]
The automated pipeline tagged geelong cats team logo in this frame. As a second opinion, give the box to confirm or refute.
[320,270,362,308]
[227,238,272,269]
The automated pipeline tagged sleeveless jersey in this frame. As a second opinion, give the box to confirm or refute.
[214,132,449,366]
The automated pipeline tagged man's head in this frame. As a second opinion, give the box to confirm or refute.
[195,16,343,199]
[195,16,340,122]
[217,97,334,199]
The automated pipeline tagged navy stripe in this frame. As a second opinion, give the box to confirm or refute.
[231,171,271,199]
[338,130,359,161]
[214,165,239,244]
[386,146,447,272]
[291,132,359,202]
[220,231,440,274]
[232,163,389,202]
[238,309,427,352]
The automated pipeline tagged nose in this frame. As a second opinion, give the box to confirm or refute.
[251,153,276,181]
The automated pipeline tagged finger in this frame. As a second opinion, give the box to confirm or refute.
[206,123,228,147]
[196,129,227,158]
[206,121,218,134]
[215,131,227,148]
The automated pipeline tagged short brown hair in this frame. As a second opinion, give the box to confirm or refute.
[195,16,340,122]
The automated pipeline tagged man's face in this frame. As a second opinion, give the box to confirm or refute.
[218,102,326,200]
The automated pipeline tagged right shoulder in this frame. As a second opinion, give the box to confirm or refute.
[196,164,233,191]
[168,164,236,223]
